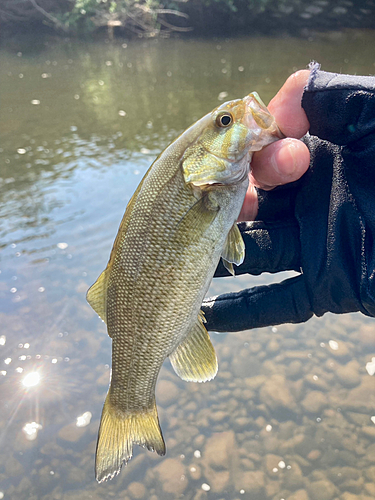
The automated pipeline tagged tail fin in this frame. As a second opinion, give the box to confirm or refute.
[95,393,165,483]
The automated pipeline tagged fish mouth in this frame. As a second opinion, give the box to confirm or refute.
[243,92,284,139]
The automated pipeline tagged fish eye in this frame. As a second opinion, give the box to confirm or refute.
[216,112,233,128]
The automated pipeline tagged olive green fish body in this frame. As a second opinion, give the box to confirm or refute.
[87,92,281,482]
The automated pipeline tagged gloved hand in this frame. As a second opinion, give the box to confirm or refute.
[203,63,375,332]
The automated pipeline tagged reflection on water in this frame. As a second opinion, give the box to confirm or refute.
[0,30,375,499]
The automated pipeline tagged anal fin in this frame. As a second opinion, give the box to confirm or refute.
[221,223,245,276]
[170,312,218,383]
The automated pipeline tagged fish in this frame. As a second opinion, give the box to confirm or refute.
[87,92,282,482]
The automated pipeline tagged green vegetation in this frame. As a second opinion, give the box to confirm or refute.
[0,0,299,37]
[0,0,374,38]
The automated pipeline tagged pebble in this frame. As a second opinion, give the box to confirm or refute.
[232,351,261,377]
[193,491,208,500]
[283,460,305,489]
[364,481,375,496]
[264,454,284,475]
[194,434,205,447]
[346,411,371,426]
[286,360,303,379]
[188,464,201,480]
[307,449,321,461]
[343,377,375,412]
[202,431,237,492]
[236,470,265,496]
[328,340,351,359]
[365,443,375,462]
[358,324,375,349]
[304,373,330,391]
[336,360,361,388]
[127,481,146,499]
[233,417,250,431]
[365,465,375,481]
[287,489,309,500]
[5,457,24,477]
[361,426,375,439]
[301,390,328,413]
[341,494,373,500]
[57,423,87,442]
[308,479,337,500]
[259,374,295,411]
[203,430,236,469]
[266,339,279,353]
[153,458,187,495]
[156,380,180,406]
[209,410,228,422]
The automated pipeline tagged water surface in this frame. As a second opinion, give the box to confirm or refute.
[1,31,375,500]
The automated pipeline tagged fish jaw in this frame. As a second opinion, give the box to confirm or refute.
[182,92,282,188]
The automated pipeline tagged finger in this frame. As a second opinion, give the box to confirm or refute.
[237,183,258,222]
[202,275,313,332]
[268,69,310,138]
[250,137,310,192]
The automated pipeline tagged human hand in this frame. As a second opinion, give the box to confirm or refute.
[238,70,310,221]
[203,65,375,332]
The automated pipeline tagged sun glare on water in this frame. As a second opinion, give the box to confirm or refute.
[22,422,43,441]
[22,371,41,388]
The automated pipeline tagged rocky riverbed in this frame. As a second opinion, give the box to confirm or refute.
[1,303,374,500]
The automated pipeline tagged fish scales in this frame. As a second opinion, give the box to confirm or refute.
[87,92,282,482]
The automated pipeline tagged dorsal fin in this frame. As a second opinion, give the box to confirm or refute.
[86,270,109,329]
[169,312,218,383]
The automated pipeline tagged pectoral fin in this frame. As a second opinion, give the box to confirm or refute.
[221,223,245,276]
[222,259,234,276]
[170,193,219,244]
[86,270,109,328]
[170,312,218,383]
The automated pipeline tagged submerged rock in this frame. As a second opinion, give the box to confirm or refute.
[287,489,309,500]
[202,431,238,493]
[301,391,328,413]
[127,481,146,499]
[336,360,361,388]
[259,374,296,412]
[156,380,180,406]
[58,423,87,442]
[307,479,337,500]
[153,458,187,495]
[236,470,265,497]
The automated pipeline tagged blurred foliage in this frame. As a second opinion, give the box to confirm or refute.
[0,0,301,36]
[0,0,374,37]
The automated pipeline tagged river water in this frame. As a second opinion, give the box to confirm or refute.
[0,30,375,500]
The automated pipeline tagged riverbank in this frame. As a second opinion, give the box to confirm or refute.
[1,0,375,41]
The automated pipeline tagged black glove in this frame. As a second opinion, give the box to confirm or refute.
[203,64,375,332]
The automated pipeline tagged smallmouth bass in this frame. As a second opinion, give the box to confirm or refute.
[87,92,281,482]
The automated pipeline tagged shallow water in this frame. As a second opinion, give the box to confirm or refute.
[0,31,375,500]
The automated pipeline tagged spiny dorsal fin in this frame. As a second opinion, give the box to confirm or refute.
[170,312,218,383]
[221,223,245,276]
[86,270,109,328]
